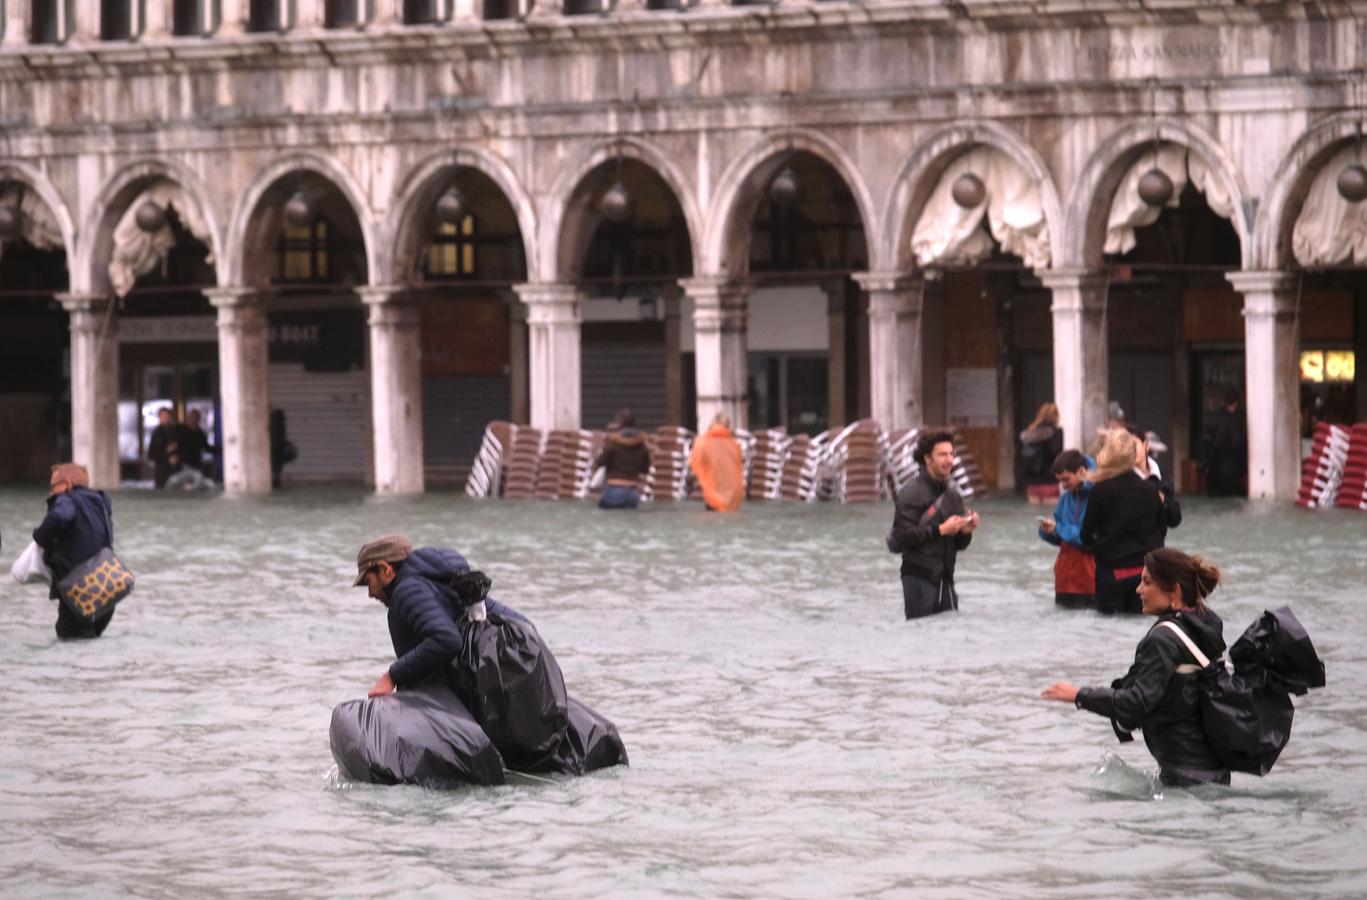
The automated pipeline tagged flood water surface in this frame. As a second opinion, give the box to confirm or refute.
[1,489,1365,897]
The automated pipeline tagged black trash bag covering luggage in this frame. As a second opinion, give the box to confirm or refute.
[544,695,630,776]
[1229,606,1327,695]
[448,571,569,771]
[330,681,505,788]
[1197,606,1325,777]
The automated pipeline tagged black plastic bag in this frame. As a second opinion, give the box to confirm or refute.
[330,681,505,788]
[448,571,569,771]
[1197,667,1295,776]
[1198,606,1325,776]
[544,695,630,776]
[1229,606,1326,696]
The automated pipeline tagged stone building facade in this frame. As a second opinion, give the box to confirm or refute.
[0,0,1363,499]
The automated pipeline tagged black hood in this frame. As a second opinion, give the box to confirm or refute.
[1161,608,1226,660]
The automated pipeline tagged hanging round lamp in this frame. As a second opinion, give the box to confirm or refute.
[135,201,167,233]
[1137,168,1175,207]
[769,166,800,207]
[600,181,632,223]
[0,203,22,240]
[951,172,986,209]
[1336,162,1367,203]
[436,186,468,224]
[284,191,313,229]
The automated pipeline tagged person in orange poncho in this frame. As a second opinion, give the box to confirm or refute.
[689,414,745,512]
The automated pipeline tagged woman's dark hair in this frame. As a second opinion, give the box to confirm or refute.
[1052,448,1087,475]
[1143,547,1221,612]
[611,408,636,429]
[915,429,956,467]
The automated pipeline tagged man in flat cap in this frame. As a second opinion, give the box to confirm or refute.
[353,534,526,698]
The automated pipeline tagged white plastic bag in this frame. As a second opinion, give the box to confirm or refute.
[10,540,52,585]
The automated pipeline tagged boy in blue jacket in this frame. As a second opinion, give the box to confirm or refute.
[1037,449,1095,609]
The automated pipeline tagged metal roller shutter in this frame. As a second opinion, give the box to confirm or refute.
[267,363,368,481]
[423,375,511,482]
[581,341,667,431]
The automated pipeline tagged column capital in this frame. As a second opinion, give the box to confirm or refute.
[205,286,260,309]
[852,271,922,294]
[678,276,748,307]
[56,292,112,314]
[514,282,581,306]
[1035,268,1109,291]
[357,284,414,306]
[1226,270,1299,298]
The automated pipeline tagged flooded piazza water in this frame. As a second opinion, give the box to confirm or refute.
[0,487,1364,897]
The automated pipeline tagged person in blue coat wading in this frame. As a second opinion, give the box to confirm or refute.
[352,534,526,697]
[1037,449,1096,609]
[32,463,119,639]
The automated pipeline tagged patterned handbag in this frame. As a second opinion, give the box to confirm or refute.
[56,505,134,622]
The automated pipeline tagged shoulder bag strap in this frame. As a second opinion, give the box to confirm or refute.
[918,490,947,527]
[1155,620,1210,668]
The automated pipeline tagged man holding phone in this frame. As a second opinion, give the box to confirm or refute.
[886,429,979,620]
[1037,449,1095,608]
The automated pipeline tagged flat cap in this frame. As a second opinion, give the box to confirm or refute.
[353,533,413,586]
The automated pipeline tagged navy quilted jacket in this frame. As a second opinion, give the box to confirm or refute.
[385,547,526,688]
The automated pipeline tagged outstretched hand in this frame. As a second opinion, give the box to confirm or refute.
[1040,681,1078,703]
[368,671,395,698]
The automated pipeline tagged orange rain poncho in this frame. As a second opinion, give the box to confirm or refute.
[689,423,744,512]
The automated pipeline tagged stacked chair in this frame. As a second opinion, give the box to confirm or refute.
[500,426,544,499]
[1332,424,1367,510]
[779,432,826,501]
[648,426,693,502]
[464,421,513,499]
[886,428,921,493]
[747,428,791,500]
[950,438,989,500]
[1296,422,1350,508]
[818,420,889,503]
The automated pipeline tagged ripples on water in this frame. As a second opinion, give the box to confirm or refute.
[1,488,1364,897]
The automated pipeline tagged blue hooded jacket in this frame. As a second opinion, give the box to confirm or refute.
[385,547,526,688]
[33,486,114,600]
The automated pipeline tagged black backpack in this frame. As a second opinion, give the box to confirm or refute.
[1158,607,1325,776]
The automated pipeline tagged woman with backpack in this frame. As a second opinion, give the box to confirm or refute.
[1019,402,1064,504]
[1040,547,1230,787]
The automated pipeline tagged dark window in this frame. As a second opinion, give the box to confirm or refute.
[425,216,479,280]
[645,0,682,9]
[405,0,440,23]
[101,1,133,40]
[563,0,604,13]
[174,0,204,35]
[248,0,282,32]
[31,0,67,43]
[276,221,331,283]
[326,0,362,27]
[483,0,517,19]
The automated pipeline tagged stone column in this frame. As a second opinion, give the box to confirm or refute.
[3,0,30,45]
[216,0,247,34]
[59,294,120,489]
[515,283,582,431]
[822,279,847,429]
[72,1,99,40]
[372,0,403,24]
[1039,269,1109,453]
[207,288,272,494]
[360,286,425,494]
[142,1,168,38]
[853,272,925,432]
[681,276,748,431]
[662,286,684,425]
[296,0,327,28]
[1227,271,1301,501]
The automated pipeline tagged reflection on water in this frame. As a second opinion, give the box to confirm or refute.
[1,489,1365,897]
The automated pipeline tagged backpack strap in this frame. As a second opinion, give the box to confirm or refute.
[1155,620,1210,668]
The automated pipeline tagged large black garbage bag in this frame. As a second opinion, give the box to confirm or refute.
[448,571,569,771]
[1198,606,1325,777]
[1229,606,1327,695]
[330,681,505,788]
[543,695,630,776]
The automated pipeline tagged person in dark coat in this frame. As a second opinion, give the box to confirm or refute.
[886,429,979,619]
[179,408,213,476]
[1128,424,1181,541]
[352,534,526,698]
[269,409,297,489]
[594,409,652,509]
[1042,547,1230,787]
[32,463,118,639]
[1019,402,1065,505]
[146,407,183,488]
[1198,390,1247,497]
[1080,429,1167,614]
